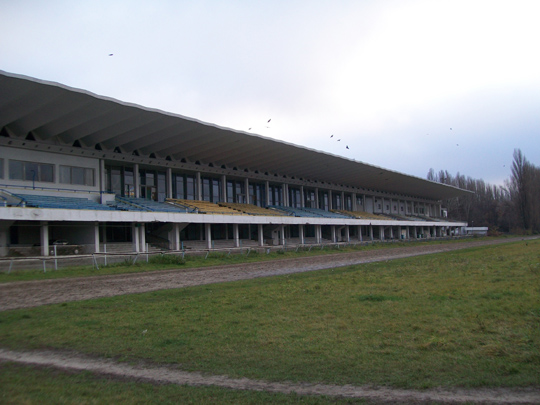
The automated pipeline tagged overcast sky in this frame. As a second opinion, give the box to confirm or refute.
[1,0,539,185]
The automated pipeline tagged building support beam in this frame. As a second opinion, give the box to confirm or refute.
[258,224,264,247]
[205,223,212,249]
[94,222,100,253]
[40,221,49,256]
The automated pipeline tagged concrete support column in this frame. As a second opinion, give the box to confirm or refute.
[94,222,100,253]
[233,224,240,247]
[345,226,350,242]
[358,225,363,242]
[379,226,384,241]
[279,225,286,245]
[221,175,227,203]
[369,225,374,241]
[412,226,417,239]
[167,168,173,199]
[196,172,202,201]
[40,221,49,256]
[352,193,357,211]
[258,224,264,247]
[205,223,212,249]
[175,223,181,250]
[134,164,140,198]
[265,181,270,206]
[341,192,345,210]
[315,225,321,244]
[315,188,319,209]
[300,186,305,208]
[397,226,402,241]
[406,226,410,240]
[100,159,106,203]
[132,223,140,253]
[389,226,394,239]
[299,224,305,244]
[328,190,333,210]
[245,178,250,204]
[331,226,336,243]
[139,223,146,252]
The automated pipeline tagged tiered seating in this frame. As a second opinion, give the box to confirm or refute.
[14,194,114,210]
[167,199,245,215]
[334,210,392,220]
[114,197,189,212]
[269,206,350,218]
[302,207,350,218]
[219,202,286,216]
[268,206,312,217]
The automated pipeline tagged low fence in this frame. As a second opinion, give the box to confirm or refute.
[0,236,468,273]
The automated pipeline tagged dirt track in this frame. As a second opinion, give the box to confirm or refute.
[0,237,534,312]
[2,237,539,403]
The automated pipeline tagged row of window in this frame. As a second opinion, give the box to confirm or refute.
[0,159,95,186]
[105,165,368,210]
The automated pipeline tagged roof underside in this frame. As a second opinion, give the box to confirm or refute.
[0,70,469,200]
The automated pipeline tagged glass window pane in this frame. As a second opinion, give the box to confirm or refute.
[72,167,85,185]
[9,160,24,180]
[59,166,71,184]
[85,168,94,186]
[40,164,54,182]
[24,162,38,181]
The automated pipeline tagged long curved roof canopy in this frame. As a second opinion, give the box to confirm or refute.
[0,70,469,201]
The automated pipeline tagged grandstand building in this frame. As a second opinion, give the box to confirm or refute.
[0,70,469,257]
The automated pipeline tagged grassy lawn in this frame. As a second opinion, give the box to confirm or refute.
[0,236,498,283]
[0,363,367,404]
[0,239,538,391]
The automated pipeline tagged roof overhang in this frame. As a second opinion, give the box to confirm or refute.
[0,70,471,200]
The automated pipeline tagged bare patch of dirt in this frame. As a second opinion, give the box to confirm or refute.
[1,348,539,404]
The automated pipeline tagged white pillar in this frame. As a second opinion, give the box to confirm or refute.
[380,226,384,241]
[205,223,212,249]
[345,226,350,242]
[196,172,202,201]
[94,222,100,253]
[331,226,336,243]
[279,225,286,245]
[299,224,305,244]
[370,224,374,241]
[139,223,146,252]
[233,224,240,247]
[40,221,49,256]
[316,225,321,243]
[265,181,270,206]
[100,159,106,203]
[328,190,333,210]
[134,164,140,198]
[175,223,181,250]
[132,223,140,252]
[245,178,250,204]
[358,225,363,241]
[257,224,264,246]
[300,186,305,208]
[167,168,173,199]
[221,175,227,203]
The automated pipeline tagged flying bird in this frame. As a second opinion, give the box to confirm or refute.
[346,146,349,149]
[267,119,271,123]
[337,139,341,141]
[109,54,113,56]
[330,135,334,138]
[450,128,452,130]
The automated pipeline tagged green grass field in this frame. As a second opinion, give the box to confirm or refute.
[1,239,539,402]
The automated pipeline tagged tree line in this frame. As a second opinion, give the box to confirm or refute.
[427,149,540,234]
